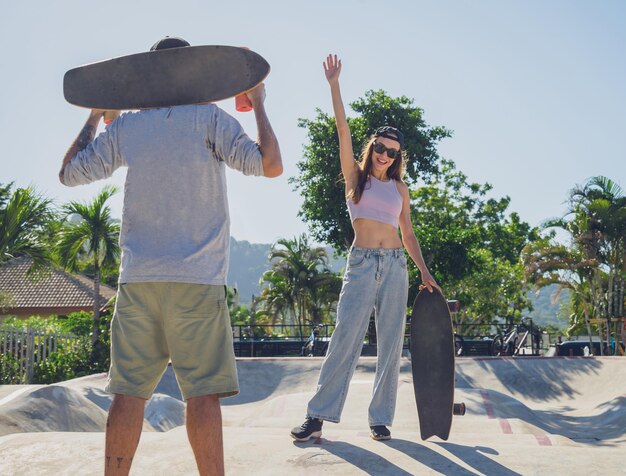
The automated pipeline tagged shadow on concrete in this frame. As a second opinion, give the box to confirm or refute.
[84,387,112,412]
[384,438,487,476]
[224,358,412,407]
[457,357,605,402]
[0,385,107,435]
[483,389,626,444]
[224,359,323,406]
[292,438,414,475]
[436,442,522,476]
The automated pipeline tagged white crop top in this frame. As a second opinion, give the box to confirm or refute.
[346,175,403,228]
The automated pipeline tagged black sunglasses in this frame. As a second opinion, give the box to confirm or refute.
[373,142,401,160]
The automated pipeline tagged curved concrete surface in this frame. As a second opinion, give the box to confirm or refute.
[0,356,624,475]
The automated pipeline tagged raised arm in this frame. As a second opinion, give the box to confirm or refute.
[246,83,283,178]
[59,110,104,184]
[59,109,123,187]
[324,54,358,193]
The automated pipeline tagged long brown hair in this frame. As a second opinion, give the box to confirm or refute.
[347,136,406,204]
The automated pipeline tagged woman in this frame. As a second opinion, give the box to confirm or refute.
[290,54,440,442]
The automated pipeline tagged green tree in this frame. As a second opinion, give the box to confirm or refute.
[291,90,451,252]
[56,186,120,345]
[258,235,341,335]
[410,160,538,325]
[256,272,297,327]
[307,277,343,326]
[522,235,596,341]
[570,177,626,324]
[0,183,55,272]
[525,176,626,354]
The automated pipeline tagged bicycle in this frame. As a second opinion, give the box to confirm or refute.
[491,317,533,356]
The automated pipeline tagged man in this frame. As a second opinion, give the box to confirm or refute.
[59,37,282,475]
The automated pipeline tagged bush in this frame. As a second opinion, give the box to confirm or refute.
[1,315,59,332]
[32,338,92,384]
[59,311,93,337]
[0,310,113,384]
[91,311,112,373]
[0,352,21,384]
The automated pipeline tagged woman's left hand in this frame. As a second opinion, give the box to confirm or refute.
[419,270,441,293]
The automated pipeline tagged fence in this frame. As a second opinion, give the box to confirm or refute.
[0,327,81,383]
[232,324,339,357]
[0,320,548,382]
[231,318,546,357]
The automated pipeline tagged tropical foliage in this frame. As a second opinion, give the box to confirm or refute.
[257,235,341,334]
[0,312,112,383]
[410,160,539,327]
[0,183,56,272]
[56,185,120,345]
[523,176,626,354]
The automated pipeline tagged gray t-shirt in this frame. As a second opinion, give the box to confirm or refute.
[63,104,264,285]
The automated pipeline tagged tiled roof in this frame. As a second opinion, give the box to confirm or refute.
[0,257,116,311]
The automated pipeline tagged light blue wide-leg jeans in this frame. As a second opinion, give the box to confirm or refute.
[307,247,409,426]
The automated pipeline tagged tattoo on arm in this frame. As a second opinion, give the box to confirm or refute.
[59,123,97,184]
[77,124,96,151]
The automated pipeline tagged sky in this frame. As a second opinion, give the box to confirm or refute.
[2,0,625,245]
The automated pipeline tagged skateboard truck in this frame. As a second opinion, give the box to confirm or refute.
[453,402,466,416]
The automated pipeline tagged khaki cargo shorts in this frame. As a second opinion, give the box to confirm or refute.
[105,282,239,400]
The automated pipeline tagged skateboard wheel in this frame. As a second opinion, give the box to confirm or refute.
[453,402,466,416]
[235,94,253,112]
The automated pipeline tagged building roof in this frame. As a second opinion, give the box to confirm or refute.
[0,257,116,316]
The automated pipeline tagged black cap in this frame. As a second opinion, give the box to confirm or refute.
[374,126,405,148]
[150,36,191,51]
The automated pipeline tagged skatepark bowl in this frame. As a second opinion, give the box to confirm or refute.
[0,356,624,475]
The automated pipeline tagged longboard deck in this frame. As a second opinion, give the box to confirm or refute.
[64,45,270,110]
[410,288,455,440]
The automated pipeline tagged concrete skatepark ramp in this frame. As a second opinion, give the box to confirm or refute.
[0,356,624,475]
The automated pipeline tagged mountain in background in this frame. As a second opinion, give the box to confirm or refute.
[525,284,570,330]
[228,238,570,328]
[227,238,271,304]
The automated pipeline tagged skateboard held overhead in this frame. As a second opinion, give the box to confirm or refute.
[64,45,270,111]
[410,287,465,440]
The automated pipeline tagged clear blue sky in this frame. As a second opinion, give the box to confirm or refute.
[2,0,624,244]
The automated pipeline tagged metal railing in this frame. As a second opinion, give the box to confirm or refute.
[230,317,545,357]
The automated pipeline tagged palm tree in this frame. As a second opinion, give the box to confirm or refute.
[308,276,342,325]
[57,186,120,344]
[571,177,626,353]
[257,272,297,328]
[522,236,597,351]
[524,176,626,354]
[0,184,55,272]
[259,234,340,337]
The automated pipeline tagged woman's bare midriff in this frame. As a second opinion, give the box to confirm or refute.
[352,219,403,249]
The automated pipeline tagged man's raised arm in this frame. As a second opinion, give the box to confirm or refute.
[59,110,104,184]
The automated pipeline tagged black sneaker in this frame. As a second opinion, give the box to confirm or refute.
[370,425,391,441]
[291,417,323,441]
